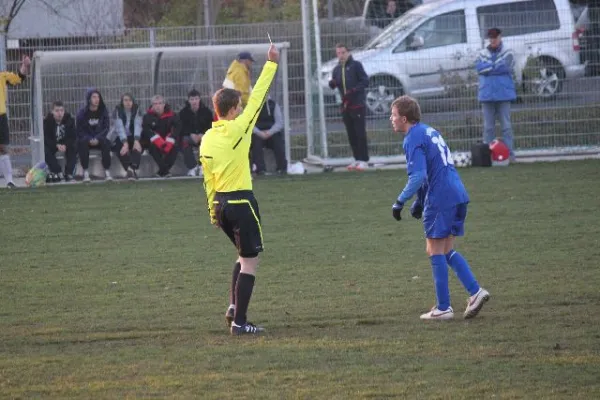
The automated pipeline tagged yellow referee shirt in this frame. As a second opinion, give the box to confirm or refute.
[0,71,25,115]
[200,60,278,223]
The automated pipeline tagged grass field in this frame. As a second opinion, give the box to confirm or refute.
[1,161,600,399]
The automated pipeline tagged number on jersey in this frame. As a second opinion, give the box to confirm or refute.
[426,127,454,166]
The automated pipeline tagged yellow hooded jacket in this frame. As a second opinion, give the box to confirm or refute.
[0,71,25,115]
[222,60,252,107]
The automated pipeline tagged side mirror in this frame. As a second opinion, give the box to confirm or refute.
[410,35,425,49]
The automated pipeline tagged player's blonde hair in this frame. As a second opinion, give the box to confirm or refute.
[392,95,421,123]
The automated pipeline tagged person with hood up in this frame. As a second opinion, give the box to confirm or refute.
[76,88,111,182]
[44,100,76,182]
[141,94,179,177]
[178,89,214,177]
[110,93,143,180]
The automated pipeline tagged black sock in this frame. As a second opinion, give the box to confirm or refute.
[230,261,241,306]
[234,273,255,326]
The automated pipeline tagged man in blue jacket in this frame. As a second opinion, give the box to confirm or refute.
[329,43,370,171]
[475,28,516,161]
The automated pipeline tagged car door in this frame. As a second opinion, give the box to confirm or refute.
[394,9,470,97]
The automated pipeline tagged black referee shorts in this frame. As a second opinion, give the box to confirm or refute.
[0,114,9,145]
[214,190,263,258]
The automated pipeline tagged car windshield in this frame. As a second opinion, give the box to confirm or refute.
[365,12,425,49]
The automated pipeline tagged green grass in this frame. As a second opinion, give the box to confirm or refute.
[1,161,600,399]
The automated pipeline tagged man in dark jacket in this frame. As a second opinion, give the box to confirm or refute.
[110,93,143,179]
[76,88,112,182]
[142,95,179,177]
[178,89,214,177]
[251,96,287,175]
[44,101,76,182]
[329,43,370,171]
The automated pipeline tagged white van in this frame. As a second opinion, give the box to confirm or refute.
[319,0,587,116]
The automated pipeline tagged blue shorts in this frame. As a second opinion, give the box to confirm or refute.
[423,203,468,239]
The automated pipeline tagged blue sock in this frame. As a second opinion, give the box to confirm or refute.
[430,255,450,311]
[446,250,480,296]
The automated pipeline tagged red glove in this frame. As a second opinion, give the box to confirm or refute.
[162,136,176,154]
[150,134,165,149]
[163,142,174,153]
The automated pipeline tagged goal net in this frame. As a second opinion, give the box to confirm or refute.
[30,42,291,167]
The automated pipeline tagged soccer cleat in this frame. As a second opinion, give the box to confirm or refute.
[464,288,490,319]
[64,174,73,182]
[420,306,454,320]
[105,170,113,181]
[230,322,264,336]
[83,170,91,182]
[346,161,358,171]
[187,167,197,177]
[6,181,16,189]
[225,306,235,328]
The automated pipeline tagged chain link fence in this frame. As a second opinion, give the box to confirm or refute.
[5,1,600,174]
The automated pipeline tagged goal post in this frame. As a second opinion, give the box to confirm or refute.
[30,42,292,168]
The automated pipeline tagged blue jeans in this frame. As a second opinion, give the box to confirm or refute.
[482,101,514,158]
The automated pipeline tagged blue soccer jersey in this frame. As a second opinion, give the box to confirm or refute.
[402,122,469,210]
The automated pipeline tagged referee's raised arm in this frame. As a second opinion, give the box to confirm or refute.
[233,44,279,135]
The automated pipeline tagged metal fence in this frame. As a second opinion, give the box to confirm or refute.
[6,5,600,174]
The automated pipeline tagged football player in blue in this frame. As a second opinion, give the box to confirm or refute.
[390,95,490,320]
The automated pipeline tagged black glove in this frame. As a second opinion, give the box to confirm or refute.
[328,79,336,89]
[392,201,404,221]
[410,201,423,220]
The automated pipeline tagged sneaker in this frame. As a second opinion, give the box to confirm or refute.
[198,166,203,178]
[464,288,490,319]
[187,167,197,177]
[230,322,264,336]
[105,170,113,182]
[64,174,73,182]
[346,161,358,171]
[46,173,55,184]
[354,161,369,171]
[225,306,235,328]
[83,170,91,182]
[6,181,16,189]
[126,167,136,180]
[420,306,454,320]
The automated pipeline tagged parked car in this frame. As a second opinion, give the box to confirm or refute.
[318,0,587,116]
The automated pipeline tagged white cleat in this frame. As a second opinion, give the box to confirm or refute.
[83,170,91,182]
[420,306,454,320]
[105,170,113,181]
[464,288,490,319]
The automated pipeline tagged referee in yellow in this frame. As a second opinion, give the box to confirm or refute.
[200,44,279,335]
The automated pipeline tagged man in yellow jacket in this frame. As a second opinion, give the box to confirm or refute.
[222,52,254,107]
[1,56,30,188]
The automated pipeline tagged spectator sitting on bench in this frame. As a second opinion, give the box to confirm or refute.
[142,95,179,178]
[178,89,214,177]
[77,88,112,182]
[43,100,76,182]
[251,96,287,175]
[110,93,143,180]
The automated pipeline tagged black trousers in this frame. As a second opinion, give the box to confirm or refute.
[342,107,369,162]
[112,137,146,171]
[148,143,178,175]
[45,142,77,175]
[180,135,199,169]
[78,138,111,170]
[251,132,287,173]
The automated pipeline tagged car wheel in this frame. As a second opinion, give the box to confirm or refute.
[523,58,565,100]
[365,76,403,117]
